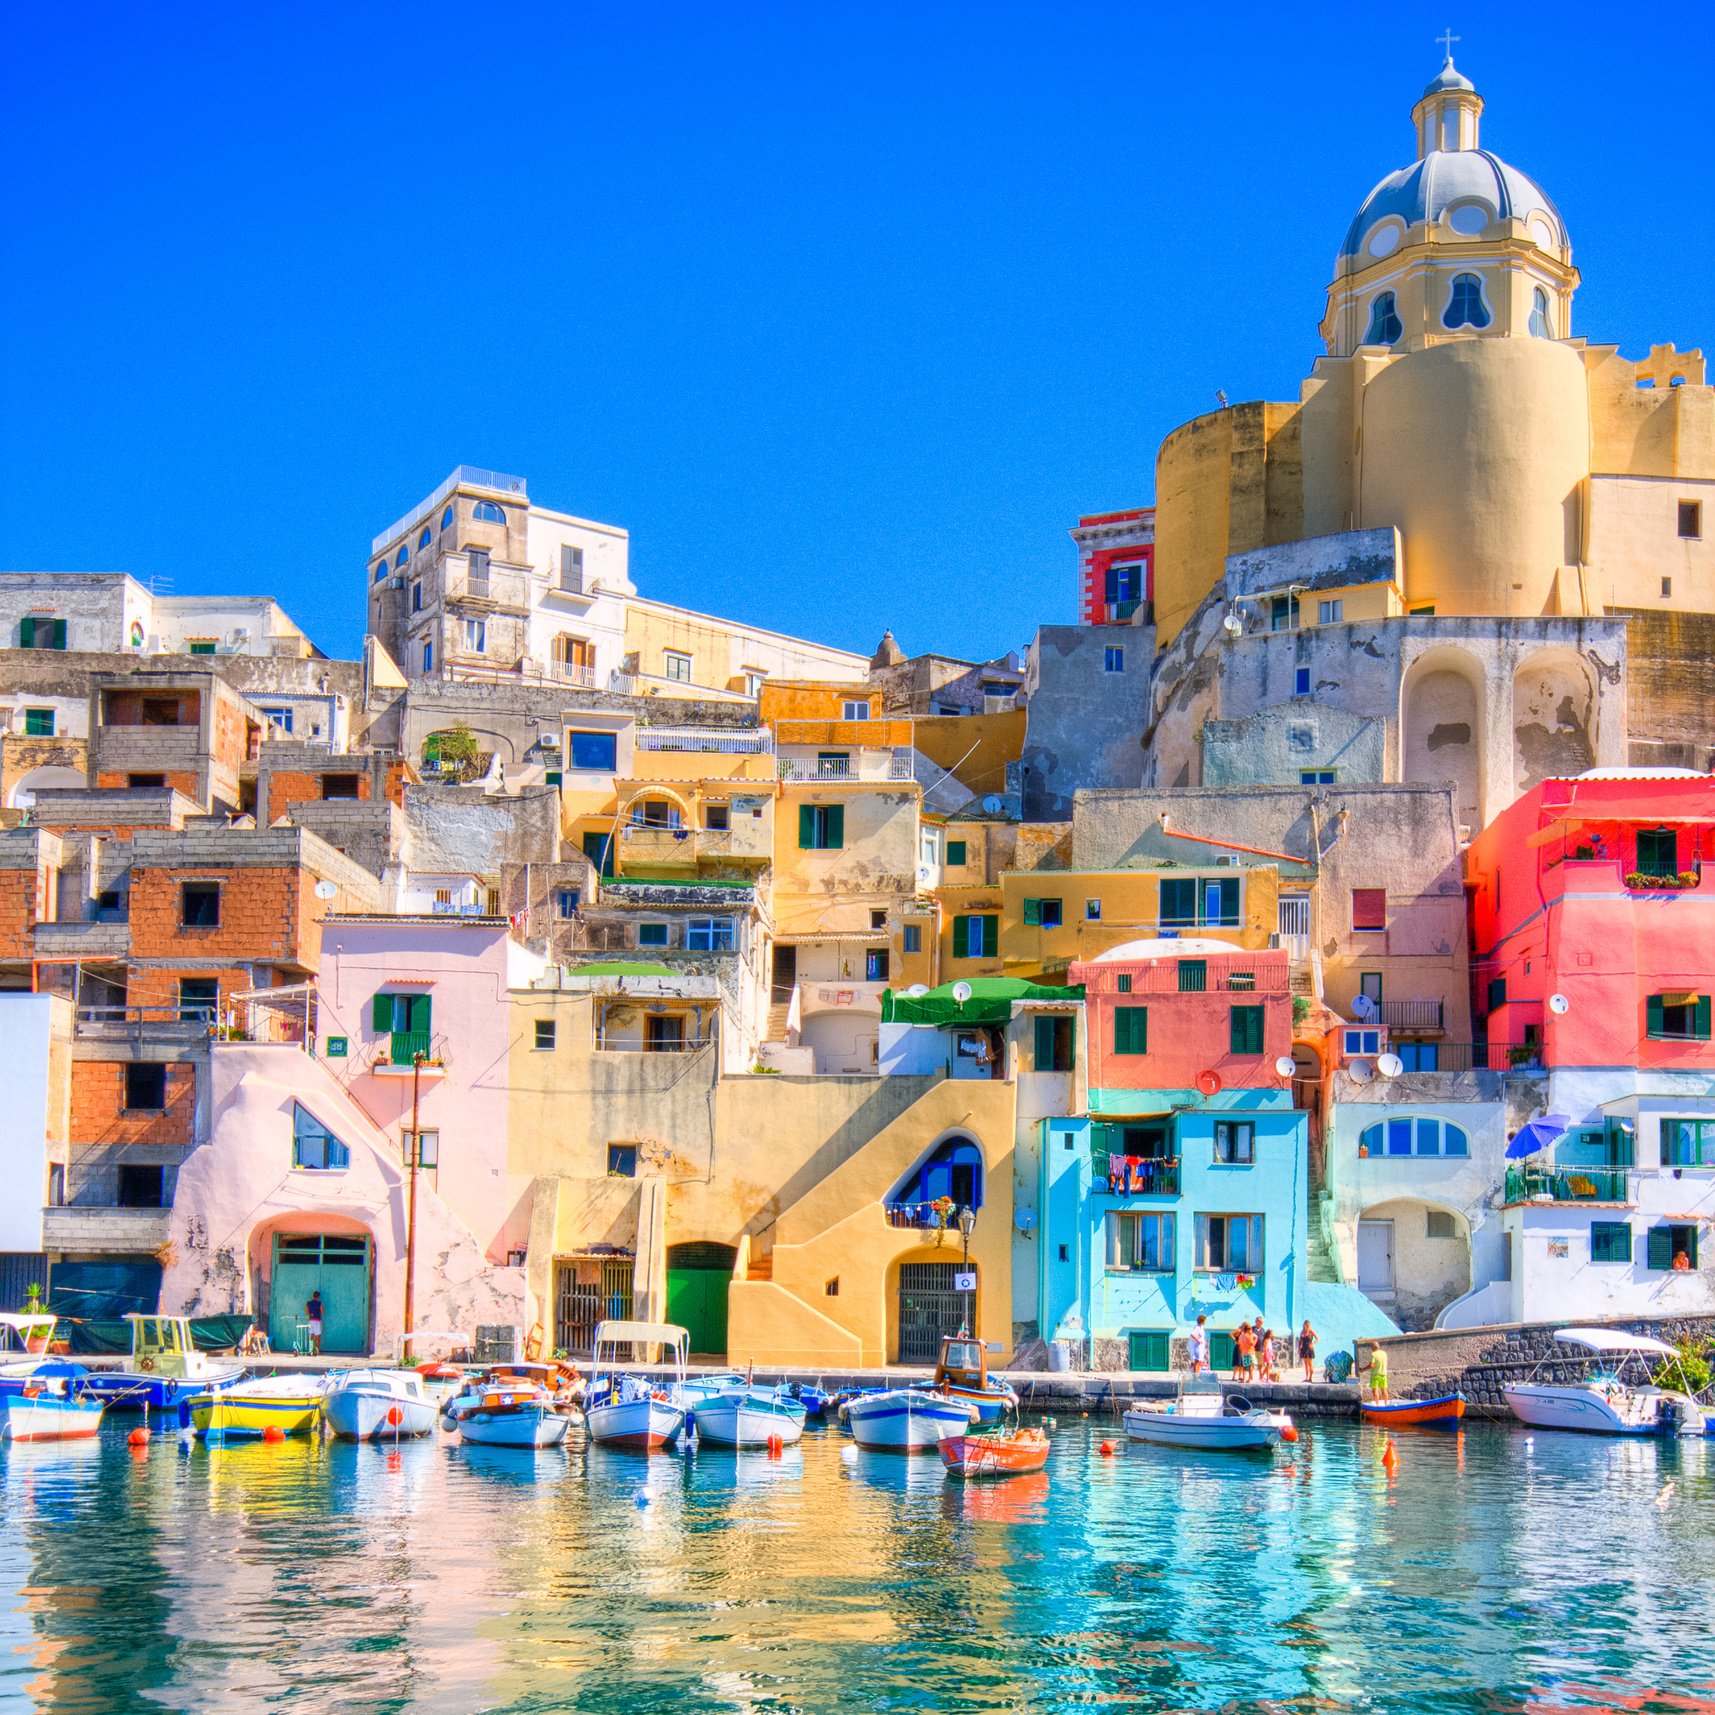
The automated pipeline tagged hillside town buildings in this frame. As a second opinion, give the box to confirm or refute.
[1,54,1713,1370]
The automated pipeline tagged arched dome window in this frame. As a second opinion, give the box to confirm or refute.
[1529,287,1553,339]
[417,527,432,551]
[1364,291,1403,346]
[1443,273,1491,330]
[887,1136,984,1216]
[374,561,388,584]
[394,545,410,568]
[441,506,454,532]
[473,500,506,524]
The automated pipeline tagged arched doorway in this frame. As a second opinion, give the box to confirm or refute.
[264,1231,373,1354]
[665,1241,735,1357]
[9,764,85,811]
[896,1256,977,1363]
[1356,1197,1472,1330]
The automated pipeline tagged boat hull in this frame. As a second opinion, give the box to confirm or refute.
[1361,1395,1467,1428]
[938,1430,1049,1478]
[1122,1407,1289,1450]
[80,1369,244,1413]
[0,1393,105,1441]
[692,1395,807,1448]
[1503,1383,1677,1436]
[189,1385,323,1440]
[324,1385,439,1441]
[457,1405,569,1448]
[844,1389,975,1452]
[587,1396,685,1450]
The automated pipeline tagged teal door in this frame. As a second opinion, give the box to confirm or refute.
[270,1234,372,1354]
[664,1243,734,1357]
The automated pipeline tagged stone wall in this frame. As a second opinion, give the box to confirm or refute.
[1363,1313,1715,1415]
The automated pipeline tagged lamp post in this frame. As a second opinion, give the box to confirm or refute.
[958,1204,977,1336]
[403,1051,424,1357]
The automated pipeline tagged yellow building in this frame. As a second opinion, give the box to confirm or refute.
[1152,56,1714,648]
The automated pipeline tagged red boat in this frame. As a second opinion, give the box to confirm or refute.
[1360,1393,1466,1428]
[938,1427,1050,1478]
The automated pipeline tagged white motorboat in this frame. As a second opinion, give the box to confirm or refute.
[691,1387,807,1448]
[675,1373,748,1408]
[1503,1327,1706,1438]
[1123,1379,1295,1451]
[0,1374,104,1441]
[446,1386,570,1448]
[841,1387,977,1452]
[323,1369,439,1440]
[585,1321,689,1451]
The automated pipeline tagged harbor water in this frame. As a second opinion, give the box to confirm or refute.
[3,1414,1713,1713]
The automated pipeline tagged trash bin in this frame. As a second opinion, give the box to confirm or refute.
[1048,1339,1072,1372]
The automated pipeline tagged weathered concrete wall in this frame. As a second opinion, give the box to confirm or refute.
[401,784,561,875]
[1203,702,1386,788]
[1224,527,1401,601]
[1020,625,1152,820]
[1618,608,1715,771]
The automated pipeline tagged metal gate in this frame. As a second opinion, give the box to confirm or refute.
[554,1256,634,1358]
[897,1261,973,1363]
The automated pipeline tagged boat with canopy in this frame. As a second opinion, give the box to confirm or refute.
[1503,1328,1706,1437]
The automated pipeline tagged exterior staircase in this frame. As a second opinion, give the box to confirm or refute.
[764,1001,790,1043]
[746,1252,773,1282]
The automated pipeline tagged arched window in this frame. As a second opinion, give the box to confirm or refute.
[441,506,454,532]
[394,545,409,568]
[887,1136,985,1214]
[374,561,388,584]
[1364,291,1403,346]
[1359,1117,1469,1158]
[473,500,506,524]
[418,527,432,551]
[1529,288,1552,339]
[1443,273,1491,330]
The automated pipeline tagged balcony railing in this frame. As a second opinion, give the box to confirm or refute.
[1505,1165,1631,1204]
[387,1030,434,1065]
[1092,963,1286,995]
[552,662,600,688]
[1089,1144,1182,1196]
[594,1033,714,1054]
[634,727,773,755]
[883,1200,978,1231]
[75,1005,214,1038]
[1380,998,1445,1032]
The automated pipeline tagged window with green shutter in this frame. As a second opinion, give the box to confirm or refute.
[1229,1005,1264,1055]
[1023,897,1062,928]
[1177,959,1207,993]
[1590,1222,1632,1264]
[945,840,967,867]
[19,617,66,649]
[1114,1006,1148,1055]
[1033,1014,1073,1072]
[952,914,996,959]
[1647,1223,1697,1270]
[23,708,54,737]
[798,804,844,850]
[1160,877,1197,928]
[1636,829,1678,879]
[1648,994,1712,1040]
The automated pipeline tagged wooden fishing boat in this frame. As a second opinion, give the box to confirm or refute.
[0,1377,104,1441]
[80,1314,246,1413]
[323,1369,439,1440]
[1360,1393,1467,1428]
[446,1387,570,1448]
[842,1387,977,1451]
[585,1321,688,1451]
[188,1377,324,1440]
[912,1333,1017,1426]
[1123,1378,1296,1451]
[938,1426,1050,1478]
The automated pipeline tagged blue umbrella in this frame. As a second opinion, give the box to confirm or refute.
[1507,1112,1571,1160]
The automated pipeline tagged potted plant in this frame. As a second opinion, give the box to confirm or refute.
[22,1283,48,1352]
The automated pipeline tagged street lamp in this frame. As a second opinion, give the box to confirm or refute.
[403,1050,425,1358]
[958,1204,977,1335]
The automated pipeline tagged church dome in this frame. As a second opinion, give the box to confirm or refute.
[1339,57,1569,264]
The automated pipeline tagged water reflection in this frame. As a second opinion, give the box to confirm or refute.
[3,1419,1715,1712]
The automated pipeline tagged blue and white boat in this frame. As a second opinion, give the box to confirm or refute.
[692,1387,807,1448]
[912,1334,1018,1426]
[841,1387,977,1452]
[675,1373,748,1409]
[78,1315,245,1413]
[0,1374,105,1442]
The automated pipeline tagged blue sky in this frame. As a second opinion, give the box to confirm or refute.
[2,3,1710,666]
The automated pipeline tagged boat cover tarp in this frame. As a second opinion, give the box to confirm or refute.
[881,978,1083,1028]
[60,1314,254,1356]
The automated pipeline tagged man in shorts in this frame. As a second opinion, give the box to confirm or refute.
[1235,1322,1257,1381]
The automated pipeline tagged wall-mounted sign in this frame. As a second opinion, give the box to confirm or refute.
[325,1036,348,1058]
[954,1271,978,1293]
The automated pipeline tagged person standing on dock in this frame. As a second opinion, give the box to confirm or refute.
[1365,1342,1390,1403]
[1234,1323,1257,1381]
[306,1291,324,1357]
[1297,1321,1318,1383]
[1187,1315,1209,1377]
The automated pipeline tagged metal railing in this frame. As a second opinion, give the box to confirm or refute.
[371,467,527,553]
[883,1200,977,1231]
[889,749,914,780]
[1380,999,1445,1031]
[634,727,773,755]
[75,1004,214,1037]
[1090,1146,1182,1196]
[1505,1164,1631,1204]
[593,1033,715,1054]
[552,662,600,688]
[778,756,853,781]
[387,1030,434,1065]
[1094,963,1286,995]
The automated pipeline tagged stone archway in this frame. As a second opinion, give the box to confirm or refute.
[1402,648,1486,832]
[1512,650,1596,794]
[1355,1197,1472,1330]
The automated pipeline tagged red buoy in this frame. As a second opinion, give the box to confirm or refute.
[1280,1425,1299,1443]
[127,1426,150,1449]
[263,1425,286,1444]
[766,1433,783,1458]
[1099,1440,1115,1457]
[386,1406,404,1428]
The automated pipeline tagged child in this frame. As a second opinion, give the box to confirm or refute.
[1235,1322,1257,1381]
[1261,1329,1277,1381]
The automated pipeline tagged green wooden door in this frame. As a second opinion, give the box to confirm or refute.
[1127,1330,1171,1372]
[665,1243,734,1356]
[270,1234,371,1354]
[1208,1331,1236,1372]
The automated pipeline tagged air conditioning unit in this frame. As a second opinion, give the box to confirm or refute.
[386,577,405,591]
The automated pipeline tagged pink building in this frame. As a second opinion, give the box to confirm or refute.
[1468,775,1715,1072]
[1071,938,1294,1098]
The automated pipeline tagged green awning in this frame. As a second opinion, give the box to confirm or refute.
[881,977,1084,1028]
[568,961,679,977]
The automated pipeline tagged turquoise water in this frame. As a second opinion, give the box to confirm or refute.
[3,1415,1714,1713]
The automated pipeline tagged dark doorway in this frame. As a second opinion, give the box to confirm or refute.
[771,943,797,1005]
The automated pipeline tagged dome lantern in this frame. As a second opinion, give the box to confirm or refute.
[1412,52,1483,157]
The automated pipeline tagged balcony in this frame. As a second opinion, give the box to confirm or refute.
[883,1200,977,1232]
[1505,1164,1632,1205]
[1089,1142,1182,1196]
[43,1205,172,1251]
[593,1030,714,1054]
[1380,998,1444,1033]
[75,1004,213,1042]
[551,662,601,689]
[634,727,773,756]
[370,1031,445,1076]
[776,750,915,783]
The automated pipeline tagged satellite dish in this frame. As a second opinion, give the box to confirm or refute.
[1351,993,1376,1020]
[1548,993,1570,1016]
[314,880,338,900]
[1274,1055,1297,1079]
[951,981,973,1004]
[1222,610,1244,637]
[1195,1069,1224,1097]
[1377,1052,1404,1078]
[1349,1059,1375,1084]
[905,983,930,998]
[982,795,1003,814]
[1014,1208,1037,1233]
